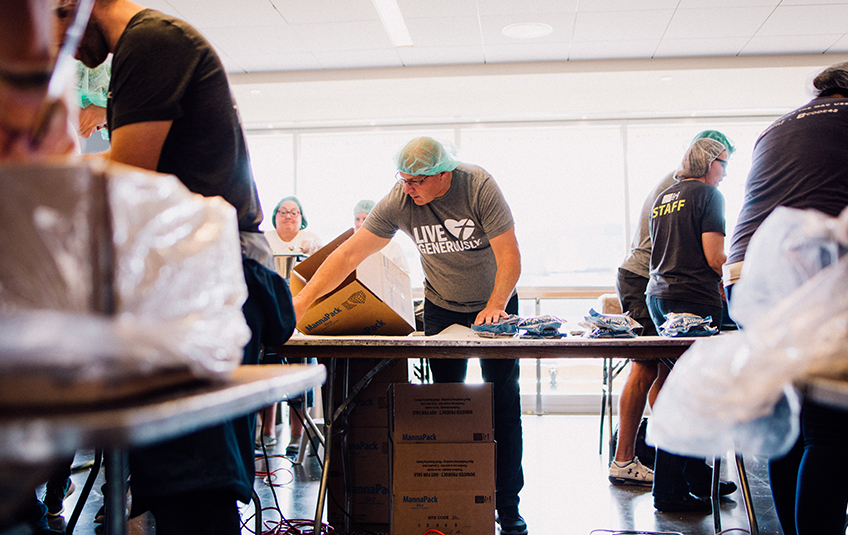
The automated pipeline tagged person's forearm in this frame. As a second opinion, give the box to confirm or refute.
[292,249,358,320]
[487,258,520,310]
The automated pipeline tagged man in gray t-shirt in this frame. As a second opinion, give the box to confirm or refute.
[292,136,526,535]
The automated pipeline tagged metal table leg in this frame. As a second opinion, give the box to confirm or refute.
[103,450,127,535]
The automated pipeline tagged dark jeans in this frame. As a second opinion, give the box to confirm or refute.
[423,294,524,510]
[615,268,657,336]
[647,296,723,501]
[148,490,240,535]
[769,401,848,535]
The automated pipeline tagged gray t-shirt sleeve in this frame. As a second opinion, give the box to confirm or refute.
[363,187,403,239]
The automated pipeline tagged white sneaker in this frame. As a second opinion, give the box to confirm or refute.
[609,457,654,486]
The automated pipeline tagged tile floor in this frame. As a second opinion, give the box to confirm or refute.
[41,414,784,535]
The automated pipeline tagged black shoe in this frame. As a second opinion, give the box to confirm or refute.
[496,506,528,535]
[93,505,105,524]
[43,478,75,516]
[654,493,712,513]
[690,480,738,498]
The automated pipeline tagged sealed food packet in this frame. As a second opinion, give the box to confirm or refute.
[471,314,521,337]
[580,308,640,338]
[658,313,718,337]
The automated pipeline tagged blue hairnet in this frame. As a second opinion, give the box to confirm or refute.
[395,137,459,176]
[354,199,375,214]
[692,130,736,156]
[272,196,307,230]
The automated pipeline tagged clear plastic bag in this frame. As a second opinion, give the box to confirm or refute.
[0,162,250,387]
[649,206,848,458]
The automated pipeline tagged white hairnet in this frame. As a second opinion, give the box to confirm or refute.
[675,138,726,180]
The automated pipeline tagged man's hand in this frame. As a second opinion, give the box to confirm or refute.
[78,104,106,138]
[474,305,509,326]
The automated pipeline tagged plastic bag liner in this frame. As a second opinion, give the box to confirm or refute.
[649,207,848,459]
[0,162,250,385]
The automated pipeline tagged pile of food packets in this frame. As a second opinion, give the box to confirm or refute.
[658,312,718,337]
[579,308,641,338]
[470,314,566,339]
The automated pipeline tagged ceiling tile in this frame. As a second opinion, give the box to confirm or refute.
[779,0,848,4]
[480,13,576,45]
[484,43,570,63]
[396,0,478,19]
[654,37,750,57]
[167,0,284,28]
[233,52,323,72]
[269,0,377,24]
[741,34,843,55]
[577,0,679,12]
[569,40,660,60]
[677,0,778,6]
[397,45,486,66]
[312,49,404,69]
[664,7,772,39]
[476,0,579,16]
[291,21,395,51]
[757,5,848,35]
[143,0,186,18]
[573,10,674,41]
[404,17,483,48]
[201,25,306,56]
[827,34,848,53]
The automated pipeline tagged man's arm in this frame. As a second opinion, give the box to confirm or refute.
[108,120,172,170]
[475,226,521,325]
[702,231,726,276]
[292,228,390,321]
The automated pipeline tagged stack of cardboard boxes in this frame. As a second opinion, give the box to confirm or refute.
[326,358,408,528]
[389,383,496,535]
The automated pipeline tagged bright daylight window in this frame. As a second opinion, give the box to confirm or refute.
[246,119,774,411]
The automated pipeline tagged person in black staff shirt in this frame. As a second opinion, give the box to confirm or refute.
[726,61,848,535]
[647,137,732,513]
[54,1,294,533]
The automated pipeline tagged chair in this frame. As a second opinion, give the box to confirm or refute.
[597,293,628,455]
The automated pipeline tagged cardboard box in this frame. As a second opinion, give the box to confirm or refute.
[330,358,409,428]
[390,383,494,444]
[391,490,495,535]
[290,229,415,336]
[391,442,495,535]
[327,426,391,524]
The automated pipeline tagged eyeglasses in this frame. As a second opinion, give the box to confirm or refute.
[276,209,301,218]
[714,157,728,169]
[395,172,431,187]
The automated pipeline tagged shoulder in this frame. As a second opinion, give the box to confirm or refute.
[117,10,205,56]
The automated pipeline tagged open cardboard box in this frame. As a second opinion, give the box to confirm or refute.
[289,229,415,336]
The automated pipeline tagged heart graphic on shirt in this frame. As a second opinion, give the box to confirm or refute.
[444,218,475,241]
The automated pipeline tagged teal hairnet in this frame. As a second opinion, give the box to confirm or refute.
[354,199,375,214]
[676,138,727,180]
[76,60,110,109]
[692,130,735,156]
[272,196,307,230]
[395,137,459,176]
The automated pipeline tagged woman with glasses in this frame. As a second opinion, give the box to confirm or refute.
[260,195,322,455]
[265,196,322,257]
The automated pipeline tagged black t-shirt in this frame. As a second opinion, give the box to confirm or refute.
[647,179,725,307]
[728,97,848,263]
[107,10,264,232]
